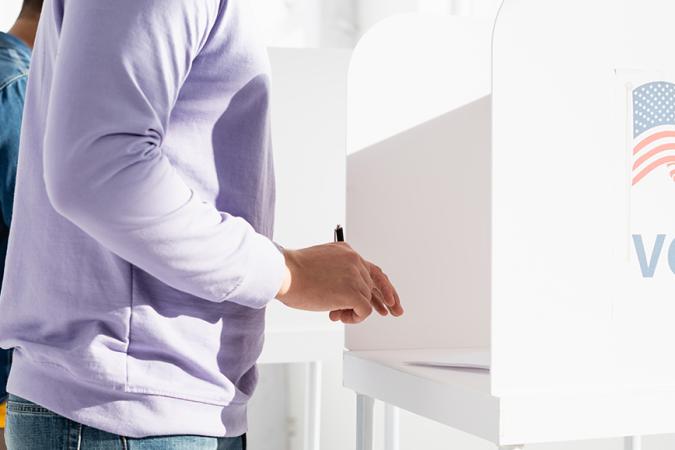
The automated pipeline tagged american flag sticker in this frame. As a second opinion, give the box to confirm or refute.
[631,81,675,186]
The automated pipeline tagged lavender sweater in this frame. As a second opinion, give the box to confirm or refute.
[0,0,287,438]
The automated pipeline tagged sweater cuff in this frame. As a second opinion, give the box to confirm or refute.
[225,233,287,309]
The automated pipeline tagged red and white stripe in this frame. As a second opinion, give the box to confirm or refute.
[632,124,675,185]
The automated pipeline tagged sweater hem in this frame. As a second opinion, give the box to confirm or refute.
[7,352,247,438]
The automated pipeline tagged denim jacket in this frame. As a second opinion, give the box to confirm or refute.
[0,31,30,403]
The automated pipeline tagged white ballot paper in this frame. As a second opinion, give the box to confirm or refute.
[407,350,491,371]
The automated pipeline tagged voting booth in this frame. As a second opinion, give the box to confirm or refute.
[344,1,675,448]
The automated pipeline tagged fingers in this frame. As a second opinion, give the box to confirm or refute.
[329,288,393,324]
[368,262,404,316]
[331,247,402,323]
[329,308,369,324]
[354,266,388,317]
[352,293,373,322]
[330,290,372,324]
[369,264,396,307]
[330,289,386,324]
[354,259,383,315]
[389,291,404,316]
[385,276,403,316]
[338,310,360,324]
[371,287,388,316]
[354,275,372,301]
[385,283,403,316]
[356,259,374,292]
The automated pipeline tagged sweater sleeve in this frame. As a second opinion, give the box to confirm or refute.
[42,0,286,308]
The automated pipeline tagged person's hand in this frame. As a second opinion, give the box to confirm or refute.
[276,243,403,324]
[328,258,403,323]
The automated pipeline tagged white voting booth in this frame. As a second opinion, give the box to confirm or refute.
[345,2,675,449]
[263,48,350,450]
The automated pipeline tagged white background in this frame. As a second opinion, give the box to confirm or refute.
[3,0,675,449]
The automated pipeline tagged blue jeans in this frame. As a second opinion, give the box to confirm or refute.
[5,395,246,450]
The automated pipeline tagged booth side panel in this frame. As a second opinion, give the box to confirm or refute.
[346,97,492,351]
[345,15,493,351]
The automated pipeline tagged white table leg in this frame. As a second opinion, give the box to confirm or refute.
[624,436,642,450]
[499,446,524,450]
[384,403,400,450]
[304,361,322,450]
[356,394,374,450]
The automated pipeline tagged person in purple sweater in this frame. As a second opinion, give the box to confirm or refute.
[0,0,403,449]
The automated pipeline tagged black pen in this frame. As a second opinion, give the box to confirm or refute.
[334,224,344,243]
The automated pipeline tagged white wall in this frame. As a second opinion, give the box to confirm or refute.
[248,365,291,450]
[248,0,356,48]
[0,0,21,31]
[355,0,502,39]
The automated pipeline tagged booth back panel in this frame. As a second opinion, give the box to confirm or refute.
[492,0,675,394]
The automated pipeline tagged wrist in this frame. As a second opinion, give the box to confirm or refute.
[275,249,295,301]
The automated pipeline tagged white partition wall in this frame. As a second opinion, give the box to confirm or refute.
[345,3,675,447]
